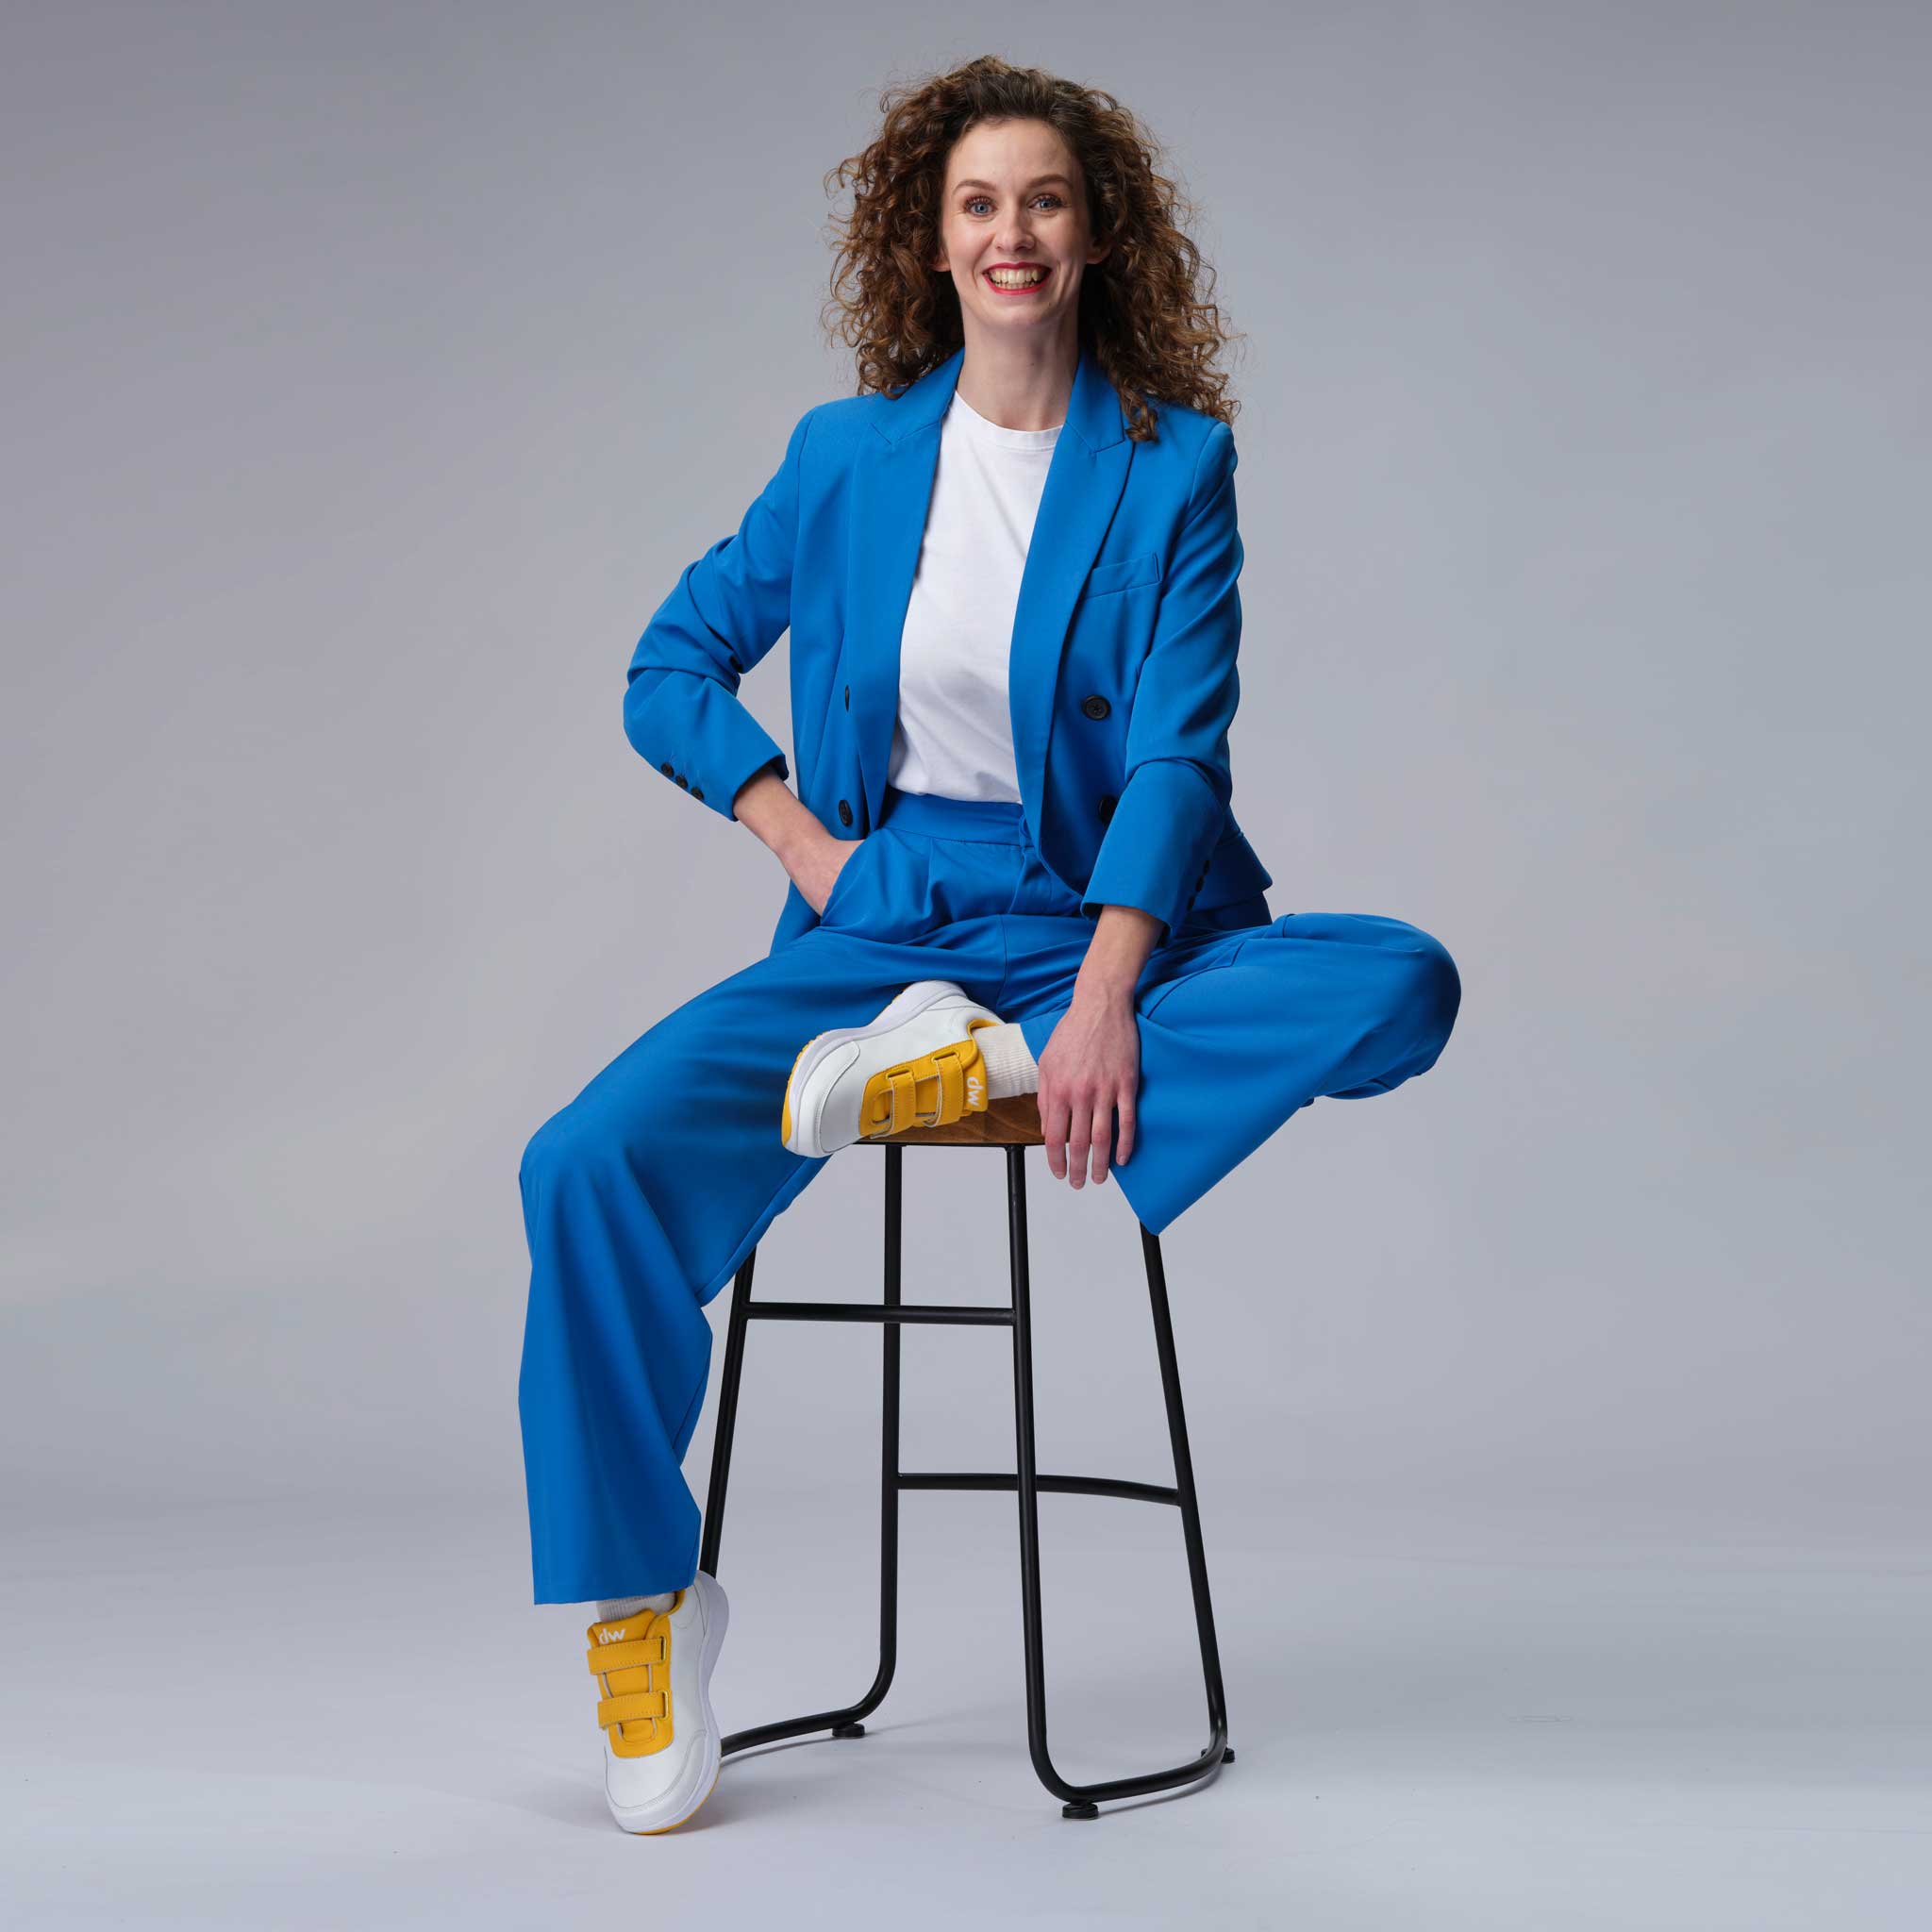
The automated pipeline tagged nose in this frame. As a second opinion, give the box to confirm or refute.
[994,213,1037,256]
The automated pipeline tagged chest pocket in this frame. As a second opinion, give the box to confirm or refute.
[1080,550,1162,600]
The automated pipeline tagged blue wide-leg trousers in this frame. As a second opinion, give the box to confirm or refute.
[517,788,1460,1604]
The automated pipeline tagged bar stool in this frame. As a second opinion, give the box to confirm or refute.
[697,1095,1233,1818]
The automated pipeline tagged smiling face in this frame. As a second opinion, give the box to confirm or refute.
[933,117,1109,348]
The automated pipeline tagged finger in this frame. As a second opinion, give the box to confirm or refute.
[1090,1099,1112,1186]
[1065,1100,1091,1189]
[1115,1087,1136,1166]
[1040,1079,1070,1180]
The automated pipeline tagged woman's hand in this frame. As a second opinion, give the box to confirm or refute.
[795,829,861,916]
[1036,984,1141,1188]
[732,769,861,914]
[1035,902,1161,1188]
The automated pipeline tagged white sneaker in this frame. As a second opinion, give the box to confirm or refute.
[586,1571,730,1834]
[781,980,1004,1158]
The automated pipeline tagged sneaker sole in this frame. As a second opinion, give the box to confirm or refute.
[782,981,987,1159]
[609,1573,731,1835]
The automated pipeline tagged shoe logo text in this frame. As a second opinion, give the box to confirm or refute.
[967,1075,984,1106]
[597,1627,626,1642]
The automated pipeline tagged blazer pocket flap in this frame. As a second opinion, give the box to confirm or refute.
[1081,550,1162,599]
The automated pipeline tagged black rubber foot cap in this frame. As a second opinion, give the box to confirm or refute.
[831,1722,865,1738]
[1062,1801,1100,1820]
[1223,1745,1236,1762]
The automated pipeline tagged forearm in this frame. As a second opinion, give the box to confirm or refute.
[1074,904,1163,1005]
[732,765,822,867]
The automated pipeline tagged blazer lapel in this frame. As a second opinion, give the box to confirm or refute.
[847,341,1130,838]
[1007,346,1131,851]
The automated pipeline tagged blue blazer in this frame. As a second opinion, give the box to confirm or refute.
[624,341,1275,955]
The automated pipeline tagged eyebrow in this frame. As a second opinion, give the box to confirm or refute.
[953,175,1075,193]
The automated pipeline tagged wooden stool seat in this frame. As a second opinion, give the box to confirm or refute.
[877,1095,1043,1146]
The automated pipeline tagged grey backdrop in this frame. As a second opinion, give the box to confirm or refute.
[6,4,1926,1926]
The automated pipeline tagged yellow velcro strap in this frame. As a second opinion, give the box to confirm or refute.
[932,1048,965,1123]
[598,1690,667,1727]
[859,1032,992,1138]
[586,1635,665,1674]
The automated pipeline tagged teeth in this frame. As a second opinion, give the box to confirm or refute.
[988,267,1046,287]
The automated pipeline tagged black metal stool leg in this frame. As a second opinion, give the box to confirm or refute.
[1007,1145,1232,1817]
[698,1246,757,1579]
[707,1156,901,1758]
[833,1140,905,1736]
[1141,1221,1232,1766]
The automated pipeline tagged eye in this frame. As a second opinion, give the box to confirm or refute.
[962,192,1067,215]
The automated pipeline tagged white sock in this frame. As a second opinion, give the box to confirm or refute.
[974,1021,1038,1099]
[596,1589,680,1622]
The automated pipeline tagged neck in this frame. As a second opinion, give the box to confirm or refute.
[953,322,1080,432]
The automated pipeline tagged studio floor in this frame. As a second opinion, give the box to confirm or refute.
[7,1490,1927,1930]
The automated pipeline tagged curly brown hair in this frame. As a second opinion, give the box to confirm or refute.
[820,56,1242,441]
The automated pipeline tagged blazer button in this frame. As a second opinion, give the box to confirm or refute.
[676,774,690,790]
[1080,693,1111,721]
[691,788,704,802]
[838,798,854,827]
[658,761,675,775]
[1097,794,1117,824]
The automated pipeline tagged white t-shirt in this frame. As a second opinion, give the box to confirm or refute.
[887,389,1062,801]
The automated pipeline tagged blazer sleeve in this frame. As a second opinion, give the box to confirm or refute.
[622,405,813,821]
[1080,418,1243,940]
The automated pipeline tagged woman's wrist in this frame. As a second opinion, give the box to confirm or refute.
[1075,903,1162,1004]
[732,767,824,869]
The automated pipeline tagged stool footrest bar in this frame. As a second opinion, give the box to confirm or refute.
[899,1471,1181,1507]
[743,1299,1013,1326]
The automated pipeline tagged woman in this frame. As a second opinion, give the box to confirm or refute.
[520,56,1460,1834]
